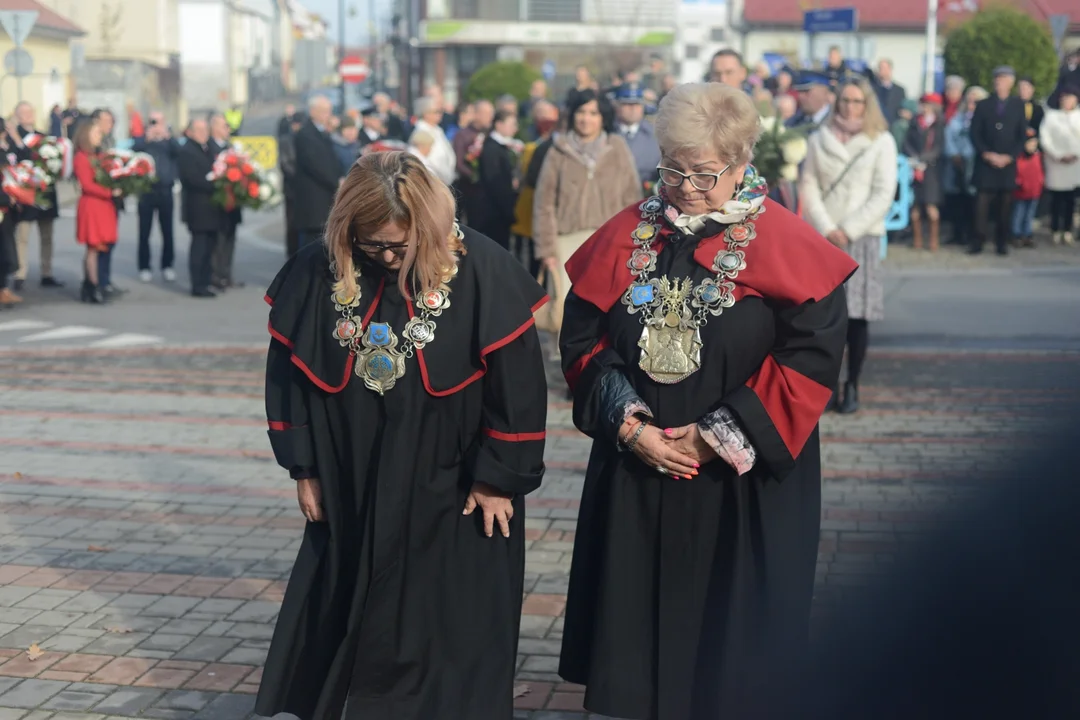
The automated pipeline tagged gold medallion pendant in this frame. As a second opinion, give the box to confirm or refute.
[636,277,703,384]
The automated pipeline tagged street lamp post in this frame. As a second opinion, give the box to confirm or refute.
[339,0,347,109]
[924,0,938,95]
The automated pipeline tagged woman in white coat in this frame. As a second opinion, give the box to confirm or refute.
[1039,85,1080,245]
[799,77,898,414]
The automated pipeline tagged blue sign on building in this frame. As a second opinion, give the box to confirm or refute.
[541,60,556,81]
[803,7,859,33]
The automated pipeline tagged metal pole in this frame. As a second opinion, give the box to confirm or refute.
[369,0,377,91]
[924,0,937,95]
[16,75,22,104]
[339,0,347,110]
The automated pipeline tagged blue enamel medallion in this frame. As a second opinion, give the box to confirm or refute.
[630,284,655,306]
[368,354,393,376]
[368,322,391,346]
[700,285,721,303]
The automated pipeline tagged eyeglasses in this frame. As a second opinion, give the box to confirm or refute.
[355,240,410,256]
[656,164,731,192]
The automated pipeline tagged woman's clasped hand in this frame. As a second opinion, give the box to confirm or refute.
[620,419,719,479]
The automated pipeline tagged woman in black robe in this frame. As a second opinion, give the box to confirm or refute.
[557,82,858,719]
[255,151,549,720]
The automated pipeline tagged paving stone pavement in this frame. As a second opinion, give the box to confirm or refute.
[0,345,1078,719]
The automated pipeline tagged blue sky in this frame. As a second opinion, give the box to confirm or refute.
[304,0,389,39]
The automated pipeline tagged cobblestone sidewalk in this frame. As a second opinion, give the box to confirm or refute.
[0,345,1077,720]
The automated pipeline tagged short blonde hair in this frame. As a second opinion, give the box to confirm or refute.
[964,85,989,104]
[833,77,889,139]
[654,82,761,166]
[409,129,434,150]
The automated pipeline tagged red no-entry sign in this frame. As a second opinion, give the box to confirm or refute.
[339,55,370,84]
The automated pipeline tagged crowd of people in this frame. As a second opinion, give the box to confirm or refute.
[0,97,254,309]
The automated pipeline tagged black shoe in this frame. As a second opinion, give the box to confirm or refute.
[825,391,838,412]
[212,280,229,291]
[837,382,859,414]
[996,246,1009,256]
[192,288,217,298]
[13,279,23,291]
[104,284,127,296]
[967,246,983,255]
[81,281,105,304]
[40,276,64,288]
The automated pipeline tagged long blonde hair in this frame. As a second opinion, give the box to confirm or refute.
[833,77,889,139]
[324,151,461,300]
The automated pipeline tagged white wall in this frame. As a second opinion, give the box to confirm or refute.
[179,0,229,112]
[673,0,730,83]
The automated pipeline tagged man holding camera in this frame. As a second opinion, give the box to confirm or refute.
[133,112,181,282]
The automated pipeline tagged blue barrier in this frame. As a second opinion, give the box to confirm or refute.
[885,154,913,233]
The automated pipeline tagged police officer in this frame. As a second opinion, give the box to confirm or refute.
[787,71,835,130]
[613,82,661,191]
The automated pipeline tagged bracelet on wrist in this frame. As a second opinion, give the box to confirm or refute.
[625,419,648,452]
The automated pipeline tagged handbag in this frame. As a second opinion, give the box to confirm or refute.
[532,265,564,334]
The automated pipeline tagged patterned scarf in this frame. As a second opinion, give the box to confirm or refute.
[659,164,768,235]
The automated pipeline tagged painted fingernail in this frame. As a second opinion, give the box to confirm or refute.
[664,428,673,435]
[684,474,693,480]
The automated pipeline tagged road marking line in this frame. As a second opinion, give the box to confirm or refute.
[88,333,165,348]
[17,325,108,342]
[0,320,53,333]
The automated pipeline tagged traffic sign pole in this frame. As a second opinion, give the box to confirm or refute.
[0,9,39,103]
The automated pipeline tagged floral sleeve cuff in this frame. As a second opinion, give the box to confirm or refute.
[698,407,757,476]
[597,369,653,448]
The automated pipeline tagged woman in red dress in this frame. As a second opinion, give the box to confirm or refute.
[73,120,120,303]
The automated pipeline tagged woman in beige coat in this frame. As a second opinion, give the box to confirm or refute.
[533,89,642,334]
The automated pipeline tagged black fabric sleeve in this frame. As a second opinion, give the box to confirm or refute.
[970,103,989,156]
[480,145,517,225]
[560,291,649,443]
[465,326,548,496]
[296,130,343,191]
[178,149,215,193]
[265,338,317,480]
[721,287,848,480]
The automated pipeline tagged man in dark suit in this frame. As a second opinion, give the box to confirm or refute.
[178,119,222,297]
[278,111,303,257]
[373,92,408,141]
[969,66,1028,256]
[293,96,344,248]
[358,106,385,149]
[867,58,906,125]
[209,112,243,289]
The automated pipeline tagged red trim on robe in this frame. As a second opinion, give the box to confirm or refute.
[748,354,834,459]
[414,295,550,398]
[564,197,858,313]
[564,335,611,391]
[483,428,547,442]
[263,293,273,307]
[266,279,385,394]
[267,420,291,431]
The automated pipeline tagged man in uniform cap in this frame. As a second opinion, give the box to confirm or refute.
[787,71,834,130]
[968,65,1027,255]
[614,82,661,191]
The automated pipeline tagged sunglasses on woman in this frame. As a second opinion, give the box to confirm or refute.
[656,164,732,192]
[355,239,410,256]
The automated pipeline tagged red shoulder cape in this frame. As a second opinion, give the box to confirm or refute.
[564,197,858,311]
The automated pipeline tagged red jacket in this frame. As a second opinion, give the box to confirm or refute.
[74,150,118,248]
[1014,152,1044,201]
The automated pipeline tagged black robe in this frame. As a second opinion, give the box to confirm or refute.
[255,230,548,720]
[557,197,857,720]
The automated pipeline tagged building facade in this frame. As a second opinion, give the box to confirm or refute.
[672,0,730,83]
[38,0,181,136]
[178,0,280,119]
[0,0,84,118]
[402,0,677,106]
